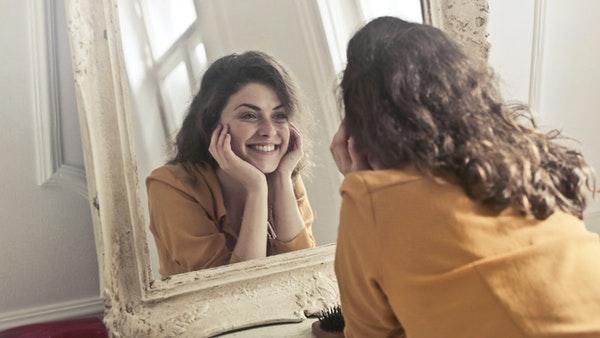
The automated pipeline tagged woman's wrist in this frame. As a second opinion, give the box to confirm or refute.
[268,171,294,189]
[244,176,268,194]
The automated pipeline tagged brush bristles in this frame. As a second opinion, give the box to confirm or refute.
[318,305,345,332]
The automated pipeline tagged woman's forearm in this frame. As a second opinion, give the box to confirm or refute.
[232,186,269,261]
[269,174,305,242]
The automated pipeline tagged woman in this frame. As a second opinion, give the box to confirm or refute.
[330,17,600,337]
[147,51,315,278]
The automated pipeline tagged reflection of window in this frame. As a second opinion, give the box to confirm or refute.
[318,0,423,74]
[161,62,192,128]
[356,0,423,24]
[122,0,208,135]
[142,0,197,58]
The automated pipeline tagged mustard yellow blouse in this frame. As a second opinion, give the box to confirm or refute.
[335,169,600,338]
[147,163,315,278]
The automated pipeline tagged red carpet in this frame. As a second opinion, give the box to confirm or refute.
[0,318,107,338]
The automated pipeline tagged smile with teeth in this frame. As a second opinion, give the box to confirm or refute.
[248,144,278,153]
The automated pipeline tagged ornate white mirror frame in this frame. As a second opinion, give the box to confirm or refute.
[65,0,490,336]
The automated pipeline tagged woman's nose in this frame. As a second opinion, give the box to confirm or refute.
[258,120,277,137]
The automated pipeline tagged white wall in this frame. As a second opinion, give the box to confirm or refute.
[487,0,600,232]
[0,0,101,330]
[538,1,600,231]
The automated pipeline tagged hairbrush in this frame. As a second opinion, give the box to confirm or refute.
[318,305,345,332]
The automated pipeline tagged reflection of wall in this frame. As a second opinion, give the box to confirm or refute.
[487,0,600,232]
[0,0,101,330]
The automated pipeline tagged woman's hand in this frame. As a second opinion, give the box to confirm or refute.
[273,123,303,178]
[209,124,266,191]
[330,122,372,176]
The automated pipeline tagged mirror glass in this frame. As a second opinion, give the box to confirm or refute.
[116,0,424,280]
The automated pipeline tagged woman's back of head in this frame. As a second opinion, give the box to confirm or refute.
[341,16,596,220]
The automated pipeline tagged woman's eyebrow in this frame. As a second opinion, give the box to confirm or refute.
[234,103,284,111]
[235,103,261,111]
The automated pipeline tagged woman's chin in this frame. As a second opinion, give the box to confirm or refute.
[249,161,279,174]
[259,165,279,174]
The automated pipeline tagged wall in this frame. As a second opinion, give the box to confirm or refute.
[487,0,600,232]
[538,1,600,231]
[0,0,101,330]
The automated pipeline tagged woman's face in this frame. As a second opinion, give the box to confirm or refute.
[218,82,290,174]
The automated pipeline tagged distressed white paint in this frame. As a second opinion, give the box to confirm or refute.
[428,0,491,61]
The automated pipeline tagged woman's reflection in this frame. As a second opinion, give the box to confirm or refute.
[146,51,315,278]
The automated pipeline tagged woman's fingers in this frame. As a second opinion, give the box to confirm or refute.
[330,124,351,174]
[210,124,235,168]
[218,124,228,150]
[348,137,370,171]
[330,123,372,174]
[217,125,244,168]
[347,138,359,164]
[209,124,222,160]
[222,133,236,162]
[331,142,351,175]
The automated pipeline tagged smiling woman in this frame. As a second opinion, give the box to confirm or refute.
[218,83,291,174]
[146,51,316,278]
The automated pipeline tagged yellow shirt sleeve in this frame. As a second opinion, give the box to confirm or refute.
[147,173,231,277]
[335,174,406,338]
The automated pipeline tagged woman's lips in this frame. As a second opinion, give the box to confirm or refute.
[247,144,279,153]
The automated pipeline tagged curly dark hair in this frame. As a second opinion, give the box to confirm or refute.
[169,51,311,177]
[341,16,596,220]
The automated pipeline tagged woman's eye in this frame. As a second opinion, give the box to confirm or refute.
[240,112,258,120]
[273,112,289,122]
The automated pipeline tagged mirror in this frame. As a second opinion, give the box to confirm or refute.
[65,0,490,335]
[116,0,426,279]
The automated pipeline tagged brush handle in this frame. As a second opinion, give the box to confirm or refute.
[311,320,345,338]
